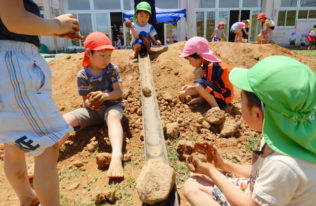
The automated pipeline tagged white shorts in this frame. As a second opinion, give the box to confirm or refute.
[0,40,72,156]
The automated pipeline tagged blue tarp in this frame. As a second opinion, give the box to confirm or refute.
[123,7,186,24]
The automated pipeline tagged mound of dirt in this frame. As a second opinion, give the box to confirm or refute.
[50,41,316,162]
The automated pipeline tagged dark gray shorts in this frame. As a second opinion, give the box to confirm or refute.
[69,105,123,129]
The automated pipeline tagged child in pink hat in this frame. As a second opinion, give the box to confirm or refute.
[179,36,234,108]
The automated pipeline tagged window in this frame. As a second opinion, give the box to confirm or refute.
[206,12,215,40]
[277,10,296,26]
[277,11,286,26]
[309,10,316,18]
[280,0,297,7]
[197,0,215,8]
[78,14,92,37]
[66,0,90,10]
[301,0,316,7]
[96,13,110,35]
[286,10,296,26]
[243,0,259,8]
[298,10,308,18]
[123,0,133,10]
[93,0,121,10]
[196,11,204,37]
[219,0,239,8]
[156,0,178,9]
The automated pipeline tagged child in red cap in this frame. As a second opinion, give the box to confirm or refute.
[179,36,234,109]
[257,13,275,44]
[63,32,125,178]
[212,22,226,42]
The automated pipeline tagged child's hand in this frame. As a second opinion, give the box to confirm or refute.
[155,40,161,46]
[86,91,106,110]
[194,142,224,169]
[125,20,133,29]
[188,153,216,175]
[54,14,80,36]
[85,98,104,110]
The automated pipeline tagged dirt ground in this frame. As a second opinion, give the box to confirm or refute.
[0,42,316,206]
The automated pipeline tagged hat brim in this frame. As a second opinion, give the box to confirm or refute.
[200,52,221,62]
[229,68,253,92]
[179,53,188,58]
[93,45,115,50]
[263,107,316,163]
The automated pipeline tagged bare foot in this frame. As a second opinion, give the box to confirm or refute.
[107,155,124,178]
[21,194,39,206]
[188,97,204,105]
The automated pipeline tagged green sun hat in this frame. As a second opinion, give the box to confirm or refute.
[229,56,316,163]
[133,1,152,22]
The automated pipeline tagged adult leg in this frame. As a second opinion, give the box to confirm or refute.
[4,144,39,206]
[183,174,220,206]
[105,111,124,178]
[33,142,61,206]
[195,83,219,107]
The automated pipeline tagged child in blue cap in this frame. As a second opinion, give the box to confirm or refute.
[183,56,316,206]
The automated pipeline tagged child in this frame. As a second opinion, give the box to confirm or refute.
[230,20,249,42]
[183,56,316,206]
[257,13,275,44]
[63,32,125,178]
[307,30,315,50]
[289,31,296,47]
[0,1,81,206]
[115,33,123,49]
[125,1,161,58]
[212,22,226,42]
[178,37,234,109]
[300,33,307,49]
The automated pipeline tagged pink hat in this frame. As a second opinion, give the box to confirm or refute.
[179,36,221,62]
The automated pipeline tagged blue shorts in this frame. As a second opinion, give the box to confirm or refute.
[194,78,227,108]
[0,40,72,156]
[132,31,150,47]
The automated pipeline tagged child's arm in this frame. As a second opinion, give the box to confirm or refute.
[0,0,80,37]
[125,20,139,40]
[220,160,252,177]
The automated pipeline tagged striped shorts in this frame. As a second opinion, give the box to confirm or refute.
[0,40,72,156]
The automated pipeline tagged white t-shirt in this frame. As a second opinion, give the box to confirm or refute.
[131,22,157,40]
[251,147,316,206]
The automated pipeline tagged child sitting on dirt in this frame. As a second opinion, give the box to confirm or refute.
[124,1,161,58]
[212,22,226,42]
[63,32,125,178]
[183,55,316,206]
[230,20,249,42]
[178,36,234,109]
[0,1,81,206]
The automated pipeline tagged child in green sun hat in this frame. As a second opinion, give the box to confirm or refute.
[183,55,316,206]
[124,1,161,58]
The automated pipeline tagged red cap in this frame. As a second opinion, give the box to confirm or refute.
[218,21,225,25]
[82,32,115,67]
[257,13,266,20]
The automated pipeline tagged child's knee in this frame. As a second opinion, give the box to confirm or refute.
[106,111,122,122]
[183,178,198,197]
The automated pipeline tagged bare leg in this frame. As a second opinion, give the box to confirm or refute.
[132,44,141,58]
[33,143,60,206]
[183,174,220,206]
[4,144,39,206]
[106,111,124,178]
[142,37,151,53]
[195,83,219,108]
[63,112,79,128]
